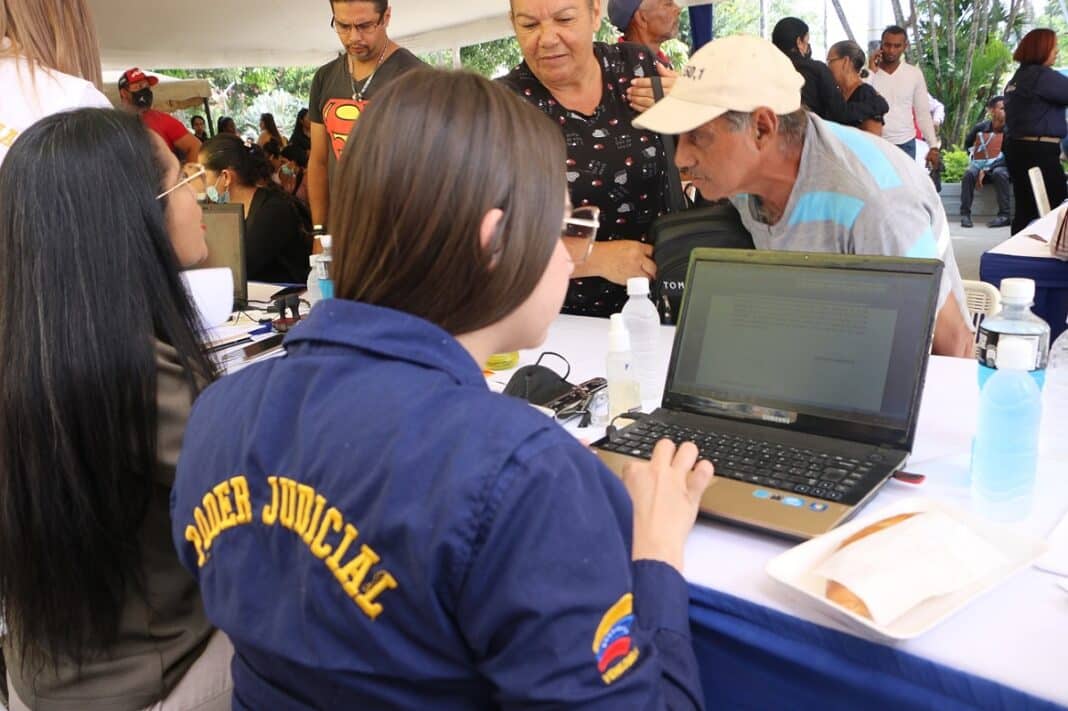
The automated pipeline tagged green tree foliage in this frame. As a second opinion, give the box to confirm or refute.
[1033,1,1068,59]
[459,38,524,77]
[710,0,819,44]
[906,0,1025,149]
[160,66,318,137]
[941,148,971,182]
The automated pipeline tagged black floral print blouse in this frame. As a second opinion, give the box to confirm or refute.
[500,42,669,317]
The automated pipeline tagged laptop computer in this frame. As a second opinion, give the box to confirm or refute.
[200,203,248,309]
[593,248,942,539]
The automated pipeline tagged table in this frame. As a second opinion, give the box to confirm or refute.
[981,234,1068,342]
[501,315,1068,709]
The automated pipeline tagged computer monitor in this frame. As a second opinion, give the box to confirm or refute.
[200,203,247,308]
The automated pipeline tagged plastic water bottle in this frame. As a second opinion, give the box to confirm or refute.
[971,337,1042,522]
[607,313,641,421]
[316,234,334,300]
[976,278,1049,390]
[306,254,323,306]
[622,277,661,403]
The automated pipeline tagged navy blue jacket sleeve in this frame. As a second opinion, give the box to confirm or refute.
[1035,65,1068,106]
[454,429,704,710]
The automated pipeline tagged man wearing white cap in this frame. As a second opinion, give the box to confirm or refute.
[634,35,973,358]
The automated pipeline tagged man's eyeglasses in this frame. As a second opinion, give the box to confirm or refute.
[157,164,205,200]
[563,205,600,264]
[331,16,383,36]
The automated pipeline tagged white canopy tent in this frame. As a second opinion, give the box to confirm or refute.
[89,0,714,71]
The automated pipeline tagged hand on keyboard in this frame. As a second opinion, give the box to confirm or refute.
[622,439,714,573]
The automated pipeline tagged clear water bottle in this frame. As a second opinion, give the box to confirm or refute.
[306,254,323,306]
[976,278,1049,390]
[607,313,641,421]
[971,337,1042,522]
[316,234,334,300]
[621,277,661,404]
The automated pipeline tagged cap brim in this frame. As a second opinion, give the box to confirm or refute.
[147,76,160,86]
[632,95,728,135]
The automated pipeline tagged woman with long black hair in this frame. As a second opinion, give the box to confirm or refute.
[256,112,287,148]
[0,108,232,710]
[288,107,311,153]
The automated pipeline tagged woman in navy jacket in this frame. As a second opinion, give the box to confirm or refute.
[171,68,713,710]
[1003,28,1068,233]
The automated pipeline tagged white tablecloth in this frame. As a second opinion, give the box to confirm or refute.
[501,314,1068,705]
[990,233,1059,259]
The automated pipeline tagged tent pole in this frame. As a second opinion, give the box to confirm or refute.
[204,99,215,138]
[690,3,715,50]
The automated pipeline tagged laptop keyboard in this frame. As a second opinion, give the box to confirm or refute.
[597,420,883,502]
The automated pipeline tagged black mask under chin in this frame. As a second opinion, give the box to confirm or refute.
[132,88,153,109]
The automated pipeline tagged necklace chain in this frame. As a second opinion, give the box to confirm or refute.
[350,45,389,102]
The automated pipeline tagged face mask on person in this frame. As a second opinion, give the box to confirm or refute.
[206,175,230,204]
[131,88,153,109]
[280,164,295,177]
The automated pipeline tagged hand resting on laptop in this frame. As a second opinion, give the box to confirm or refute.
[623,440,715,572]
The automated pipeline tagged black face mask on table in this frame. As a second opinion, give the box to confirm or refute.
[132,88,153,109]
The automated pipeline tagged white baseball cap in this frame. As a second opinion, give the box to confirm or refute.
[633,35,805,135]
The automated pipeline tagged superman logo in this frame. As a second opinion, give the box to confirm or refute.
[322,98,369,159]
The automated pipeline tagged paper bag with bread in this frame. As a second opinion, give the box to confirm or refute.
[814,511,1009,626]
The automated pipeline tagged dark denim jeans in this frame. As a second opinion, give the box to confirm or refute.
[896,139,917,159]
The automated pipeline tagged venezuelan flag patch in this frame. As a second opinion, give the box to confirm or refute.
[592,593,640,684]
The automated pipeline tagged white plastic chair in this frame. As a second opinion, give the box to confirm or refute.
[963,279,1001,356]
[1028,166,1052,218]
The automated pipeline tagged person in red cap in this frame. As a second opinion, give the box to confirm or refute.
[119,67,202,162]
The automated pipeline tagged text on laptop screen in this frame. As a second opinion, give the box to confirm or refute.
[669,261,934,427]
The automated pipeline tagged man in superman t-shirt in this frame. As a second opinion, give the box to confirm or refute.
[306,0,424,231]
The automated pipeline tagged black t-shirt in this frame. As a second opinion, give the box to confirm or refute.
[499,42,668,317]
[308,48,425,180]
[246,188,312,284]
[846,82,889,125]
[790,54,879,128]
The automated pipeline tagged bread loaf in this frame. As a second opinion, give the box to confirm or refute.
[824,513,917,619]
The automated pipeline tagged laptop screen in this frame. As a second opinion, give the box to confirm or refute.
[200,203,247,307]
[666,253,940,436]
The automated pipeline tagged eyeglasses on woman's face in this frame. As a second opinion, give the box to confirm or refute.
[157,164,206,200]
[563,205,600,264]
